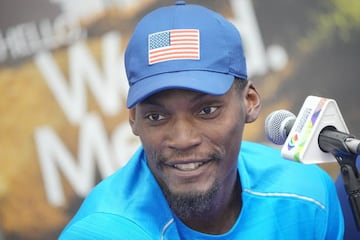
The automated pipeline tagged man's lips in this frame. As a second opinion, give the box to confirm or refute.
[161,158,216,188]
[165,160,211,171]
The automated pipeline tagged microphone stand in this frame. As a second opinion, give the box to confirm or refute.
[339,155,360,230]
[319,127,360,230]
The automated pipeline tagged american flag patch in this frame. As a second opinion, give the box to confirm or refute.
[148,29,200,64]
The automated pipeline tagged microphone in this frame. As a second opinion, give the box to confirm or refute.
[266,97,360,230]
[318,126,360,156]
[264,96,357,164]
[265,110,296,145]
[265,110,360,156]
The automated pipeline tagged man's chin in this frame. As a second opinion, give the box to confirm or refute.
[163,182,220,220]
[168,184,211,196]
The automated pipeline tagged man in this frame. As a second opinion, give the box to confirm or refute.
[60,1,344,239]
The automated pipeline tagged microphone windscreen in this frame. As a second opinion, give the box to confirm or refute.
[265,110,296,145]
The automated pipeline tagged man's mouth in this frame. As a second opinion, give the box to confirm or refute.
[167,159,212,171]
[172,162,207,171]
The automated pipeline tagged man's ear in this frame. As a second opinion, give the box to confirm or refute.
[244,82,262,123]
[129,108,139,136]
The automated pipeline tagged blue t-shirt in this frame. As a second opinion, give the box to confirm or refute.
[59,142,344,239]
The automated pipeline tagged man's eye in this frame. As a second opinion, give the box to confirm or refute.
[146,113,165,121]
[199,106,217,115]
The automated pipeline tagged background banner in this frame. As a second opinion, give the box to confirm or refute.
[0,0,359,239]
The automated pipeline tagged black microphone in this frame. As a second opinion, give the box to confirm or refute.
[265,109,360,156]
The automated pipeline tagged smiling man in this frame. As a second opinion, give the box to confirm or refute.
[59,2,344,239]
[130,81,253,234]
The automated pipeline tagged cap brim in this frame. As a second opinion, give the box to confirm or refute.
[126,71,234,108]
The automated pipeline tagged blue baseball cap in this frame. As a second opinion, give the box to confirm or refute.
[125,1,247,108]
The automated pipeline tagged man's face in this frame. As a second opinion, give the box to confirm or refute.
[129,82,258,218]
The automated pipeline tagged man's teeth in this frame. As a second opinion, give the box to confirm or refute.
[173,162,204,171]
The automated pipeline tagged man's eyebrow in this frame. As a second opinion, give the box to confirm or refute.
[140,99,162,107]
[192,92,210,101]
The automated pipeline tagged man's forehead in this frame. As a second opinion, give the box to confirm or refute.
[140,88,222,105]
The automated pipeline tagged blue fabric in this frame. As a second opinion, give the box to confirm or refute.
[335,155,360,239]
[125,3,247,108]
[60,141,344,239]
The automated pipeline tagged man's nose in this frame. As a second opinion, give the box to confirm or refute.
[166,117,202,151]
